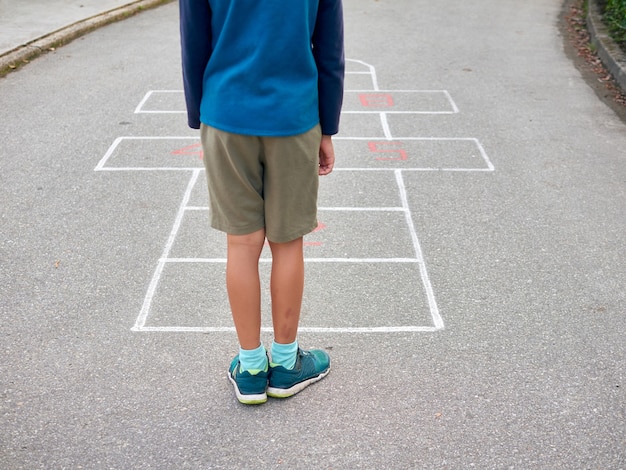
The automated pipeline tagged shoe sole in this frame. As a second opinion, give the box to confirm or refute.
[228,374,267,405]
[266,366,331,399]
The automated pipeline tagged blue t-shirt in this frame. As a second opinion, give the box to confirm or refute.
[180,0,344,136]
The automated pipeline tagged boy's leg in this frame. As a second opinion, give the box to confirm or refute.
[267,236,331,399]
[268,237,305,344]
[226,229,270,404]
[226,229,266,350]
[261,127,331,398]
[200,126,270,403]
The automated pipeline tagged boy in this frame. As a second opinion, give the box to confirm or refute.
[179,0,344,404]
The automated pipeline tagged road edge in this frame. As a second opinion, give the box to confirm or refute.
[587,0,626,93]
[0,0,175,78]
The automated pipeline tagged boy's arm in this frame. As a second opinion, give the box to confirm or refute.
[312,0,345,136]
[179,0,212,129]
[318,135,336,176]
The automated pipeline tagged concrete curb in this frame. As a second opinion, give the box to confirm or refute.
[0,0,174,78]
[587,0,626,93]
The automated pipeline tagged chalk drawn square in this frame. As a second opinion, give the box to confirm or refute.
[342,90,457,114]
[143,262,433,330]
[146,262,231,328]
[333,138,493,171]
[300,262,432,329]
[96,137,202,170]
[336,113,387,139]
[304,210,416,259]
[345,72,377,91]
[318,170,401,208]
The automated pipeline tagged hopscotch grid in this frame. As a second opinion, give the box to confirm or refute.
[106,58,494,334]
[133,168,443,332]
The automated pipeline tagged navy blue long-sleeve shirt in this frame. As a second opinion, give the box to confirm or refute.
[179,0,345,136]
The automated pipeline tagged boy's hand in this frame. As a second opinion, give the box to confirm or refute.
[318,135,336,176]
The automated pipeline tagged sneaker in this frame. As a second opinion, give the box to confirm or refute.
[228,356,269,405]
[267,348,331,398]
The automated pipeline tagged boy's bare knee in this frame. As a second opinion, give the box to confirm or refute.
[268,236,303,252]
[227,229,266,251]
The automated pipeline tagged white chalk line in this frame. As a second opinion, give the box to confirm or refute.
[134,90,184,114]
[124,59,493,334]
[347,59,379,90]
[97,166,493,172]
[133,326,441,333]
[134,90,154,113]
[163,258,420,264]
[395,170,444,330]
[132,170,443,333]
[380,113,393,139]
[133,169,202,331]
[184,206,406,212]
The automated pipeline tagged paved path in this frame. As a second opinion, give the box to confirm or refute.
[1,0,625,468]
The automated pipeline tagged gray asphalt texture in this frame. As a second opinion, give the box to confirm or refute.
[1,0,625,468]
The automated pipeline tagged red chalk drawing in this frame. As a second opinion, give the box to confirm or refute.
[171,143,203,159]
[359,93,394,108]
[304,222,326,247]
[313,222,327,232]
[368,141,408,161]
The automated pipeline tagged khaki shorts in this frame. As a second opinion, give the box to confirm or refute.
[200,124,322,243]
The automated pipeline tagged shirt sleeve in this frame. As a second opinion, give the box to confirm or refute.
[313,0,345,136]
[179,0,212,129]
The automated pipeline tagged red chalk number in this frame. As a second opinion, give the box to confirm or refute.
[368,141,408,161]
[359,93,395,108]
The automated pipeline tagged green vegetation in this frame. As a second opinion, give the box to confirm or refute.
[603,0,626,49]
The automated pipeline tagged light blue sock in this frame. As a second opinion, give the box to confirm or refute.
[239,344,268,375]
[270,340,298,370]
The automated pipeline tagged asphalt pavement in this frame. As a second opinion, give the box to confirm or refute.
[1,0,625,468]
